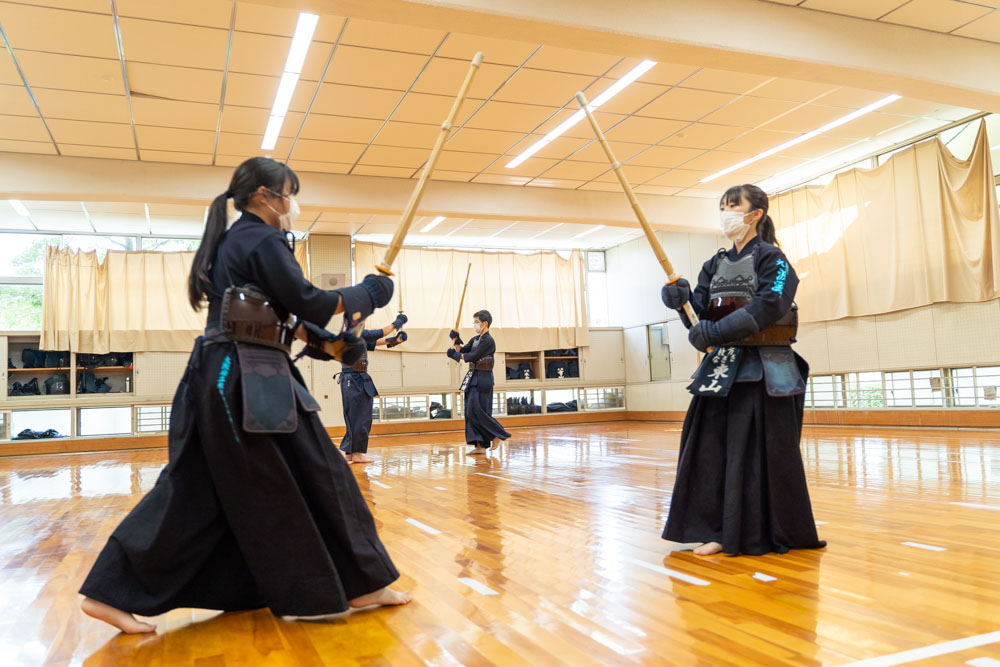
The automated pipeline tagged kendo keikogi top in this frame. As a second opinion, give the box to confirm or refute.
[337,329,382,397]
[687,236,808,398]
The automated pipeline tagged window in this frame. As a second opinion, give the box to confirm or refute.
[136,405,172,432]
[844,372,884,408]
[141,237,200,252]
[429,393,454,420]
[808,375,843,408]
[978,366,1000,408]
[0,285,44,330]
[587,271,609,327]
[587,250,606,272]
[61,235,135,258]
[0,233,55,330]
[544,388,577,413]
[79,407,132,437]
[647,324,671,381]
[379,395,427,421]
[582,386,624,410]
[11,409,71,439]
[506,390,541,415]
[885,371,913,407]
[913,370,944,407]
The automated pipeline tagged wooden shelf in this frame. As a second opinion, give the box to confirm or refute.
[543,356,579,360]
[505,356,537,361]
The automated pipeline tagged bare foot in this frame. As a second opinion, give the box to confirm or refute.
[349,587,412,608]
[81,597,156,634]
[490,438,500,450]
[466,447,486,456]
[693,542,723,556]
[350,453,374,464]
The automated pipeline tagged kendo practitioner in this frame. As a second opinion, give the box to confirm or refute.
[659,184,826,557]
[447,310,510,456]
[79,157,410,634]
[338,315,408,464]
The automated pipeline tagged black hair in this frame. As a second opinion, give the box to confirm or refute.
[720,183,778,246]
[473,310,492,327]
[188,157,300,310]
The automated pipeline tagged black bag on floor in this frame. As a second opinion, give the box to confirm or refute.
[44,373,71,395]
[14,428,64,440]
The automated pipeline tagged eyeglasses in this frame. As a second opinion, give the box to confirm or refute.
[267,188,292,200]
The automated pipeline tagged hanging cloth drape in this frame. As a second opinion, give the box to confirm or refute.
[353,243,590,353]
[771,119,1000,322]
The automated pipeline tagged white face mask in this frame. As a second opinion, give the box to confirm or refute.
[278,197,300,232]
[473,322,482,334]
[720,209,752,242]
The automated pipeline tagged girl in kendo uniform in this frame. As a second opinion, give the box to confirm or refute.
[660,184,826,557]
[80,157,410,634]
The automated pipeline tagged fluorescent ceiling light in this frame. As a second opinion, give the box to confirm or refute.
[573,224,604,239]
[9,199,29,217]
[420,216,446,232]
[699,94,902,184]
[260,13,318,150]
[505,60,657,169]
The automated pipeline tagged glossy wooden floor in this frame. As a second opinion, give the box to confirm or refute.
[2,423,1000,666]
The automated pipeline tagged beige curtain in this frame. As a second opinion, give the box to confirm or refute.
[354,243,589,353]
[294,236,309,277]
[773,119,1000,322]
[42,246,206,353]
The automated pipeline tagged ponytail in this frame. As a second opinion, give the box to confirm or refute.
[186,156,300,310]
[187,192,230,310]
[757,214,778,245]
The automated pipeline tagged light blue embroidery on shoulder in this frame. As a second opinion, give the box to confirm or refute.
[217,355,240,443]
[772,258,788,295]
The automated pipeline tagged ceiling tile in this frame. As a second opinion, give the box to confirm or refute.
[33,89,131,124]
[392,92,463,125]
[306,83,402,118]
[300,114,384,144]
[814,87,891,109]
[634,185,682,196]
[624,144,706,169]
[227,31,290,78]
[1,2,118,58]
[822,111,914,139]
[660,123,744,150]
[881,0,992,32]
[530,134,591,161]
[0,138,57,155]
[220,106,304,137]
[128,62,223,104]
[538,160,609,181]
[234,3,302,37]
[482,155,558,177]
[747,154,810,174]
[633,62,701,87]
[223,72,281,109]
[16,52,124,95]
[534,108,624,140]
[702,97,799,128]
[327,46,429,90]
[140,150,213,165]
[751,78,839,103]
[121,18,229,70]
[352,165,414,178]
[30,211,94,231]
[433,151,495,172]
[0,48,19,85]
[952,9,1000,41]
[637,87,734,122]
[576,181,624,192]
[136,126,215,152]
[675,187,725,199]
[773,134,860,158]
[16,0,109,10]
[466,101,558,133]
[445,127,522,154]
[117,0,233,28]
[215,154,254,167]
[411,59,515,98]
[799,0,910,20]
[683,150,755,173]
[493,68,594,107]
[436,34,540,67]
[565,139,647,164]
[885,99,972,120]
[216,132,293,157]
[430,170,477,182]
[0,114,54,142]
[369,120,440,148]
[358,144,428,168]
[341,18,447,54]
[719,128,798,154]
[147,203,204,218]
[682,69,772,95]
[287,138,365,163]
[604,116,687,144]
[526,46,621,76]
[472,173,534,186]
[590,81,668,116]
[59,144,137,160]
[132,98,218,131]
[0,84,37,116]
[647,169,714,187]
[593,163,668,185]
[759,104,849,133]
[47,118,134,148]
